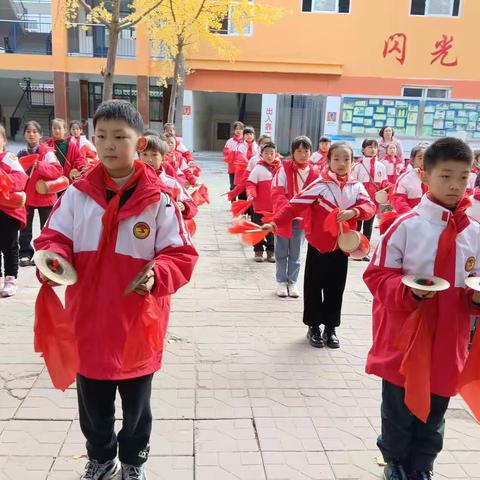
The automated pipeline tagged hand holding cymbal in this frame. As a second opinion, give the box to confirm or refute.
[33,250,77,286]
[402,274,450,299]
[124,260,156,296]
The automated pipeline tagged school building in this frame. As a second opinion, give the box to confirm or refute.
[1,0,480,153]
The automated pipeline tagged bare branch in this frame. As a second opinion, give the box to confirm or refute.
[169,0,176,23]
[120,0,166,28]
[193,0,207,21]
[76,0,93,13]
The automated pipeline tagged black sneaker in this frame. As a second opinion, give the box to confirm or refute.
[410,472,433,480]
[19,257,31,267]
[384,462,409,480]
[362,255,371,262]
[81,458,120,479]
[307,326,324,348]
[323,328,340,349]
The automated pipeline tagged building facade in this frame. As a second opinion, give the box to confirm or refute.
[1,0,480,153]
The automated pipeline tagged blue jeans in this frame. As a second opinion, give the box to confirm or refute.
[274,221,305,284]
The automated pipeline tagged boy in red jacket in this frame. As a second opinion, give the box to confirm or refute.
[246,142,280,263]
[34,100,198,480]
[364,137,480,480]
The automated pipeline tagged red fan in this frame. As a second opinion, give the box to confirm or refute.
[185,218,196,236]
[258,211,274,223]
[228,218,268,246]
[231,200,251,217]
[18,154,39,172]
[191,184,210,206]
[190,164,202,177]
[34,284,79,391]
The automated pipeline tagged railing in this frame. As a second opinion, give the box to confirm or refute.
[67,23,136,58]
[0,19,52,55]
[18,82,54,106]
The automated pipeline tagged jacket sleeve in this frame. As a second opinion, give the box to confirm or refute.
[179,159,197,185]
[392,176,413,213]
[1,154,27,191]
[228,169,249,200]
[363,219,419,313]
[177,186,198,220]
[245,169,258,199]
[36,151,64,181]
[33,187,75,265]
[354,183,376,220]
[271,167,290,212]
[152,193,199,296]
[69,143,87,170]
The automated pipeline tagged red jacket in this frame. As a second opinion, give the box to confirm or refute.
[274,170,375,253]
[223,136,244,175]
[34,162,198,380]
[0,151,28,228]
[391,169,427,214]
[20,144,63,208]
[271,160,319,238]
[246,161,280,213]
[175,136,193,163]
[364,195,480,397]
[165,151,196,186]
[158,168,198,220]
[44,138,86,180]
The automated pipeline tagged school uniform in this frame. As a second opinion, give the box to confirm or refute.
[310,150,328,170]
[34,160,198,466]
[223,135,244,190]
[165,151,196,187]
[175,136,193,163]
[468,187,480,222]
[391,169,427,214]
[351,156,388,240]
[274,170,375,330]
[18,144,63,260]
[378,138,404,161]
[246,160,279,253]
[467,171,477,196]
[364,194,480,472]
[233,141,258,201]
[228,153,261,201]
[380,154,404,184]
[0,151,28,279]
[44,137,86,181]
[70,135,97,165]
[271,160,318,286]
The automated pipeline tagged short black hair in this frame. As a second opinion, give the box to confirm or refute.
[243,126,255,135]
[93,100,144,134]
[233,121,244,130]
[143,135,169,156]
[23,120,42,135]
[260,141,277,152]
[291,135,313,155]
[423,137,473,172]
[319,136,332,143]
[379,125,395,139]
[362,138,378,149]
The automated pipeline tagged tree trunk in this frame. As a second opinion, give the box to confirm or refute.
[167,45,186,134]
[102,0,121,101]
[167,49,181,124]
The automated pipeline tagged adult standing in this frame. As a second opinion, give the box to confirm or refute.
[378,126,404,161]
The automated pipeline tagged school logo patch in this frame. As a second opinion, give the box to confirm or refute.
[465,256,476,273]
[133,222,150,239]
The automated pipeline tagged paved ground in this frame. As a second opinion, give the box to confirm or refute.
[0,152,479,479]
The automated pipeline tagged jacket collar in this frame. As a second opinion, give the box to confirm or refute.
[415,194,467,226]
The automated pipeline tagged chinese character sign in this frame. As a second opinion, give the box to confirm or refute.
[431,34,458,67]
[260,94,277,140]
[383,33,407,65]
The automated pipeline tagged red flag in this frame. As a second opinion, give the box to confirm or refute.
[258,211,274,223]
[323,208,350,237]
[18,154,39,172]
[191,184,210,206]
[185,218,196,236]
[228,217,268,246]
[34,284,79,391]
[231,200,251,217]
[0,169,13,199]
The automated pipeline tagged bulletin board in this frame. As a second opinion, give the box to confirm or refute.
[340,97,421,136]
[422,100,480,139]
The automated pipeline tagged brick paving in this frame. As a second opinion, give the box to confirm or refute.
[0,152,479,479]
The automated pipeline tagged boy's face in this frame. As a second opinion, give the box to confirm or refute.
[293,147,310,164]
[140,149,163,170]
[234,126,243,137]
[261,147,276,164]
[424,160,471,208]
[25,127,41,146]
[71,125,82,138]
[329,147,352,176]
[167,137,176,153]
[363,144,378,157]
[244,132,255,143]
[319,141,331,153]
[52,121,67,140]
[94,119,139,176]
[412,150,425,169]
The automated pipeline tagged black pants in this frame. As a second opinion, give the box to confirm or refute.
[77,373,153,466]
[229,173,235,190]
[303,245,348,330]
[252,212,274,253]
[378,380,450,472]
[19,206,52,259]
[357,217,374,241]
[0,211,20,278]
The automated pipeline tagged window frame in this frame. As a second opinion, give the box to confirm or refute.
[401,85,451,99]
[409,0,462,17]
[213,1,254,36]
[301,0,351,14]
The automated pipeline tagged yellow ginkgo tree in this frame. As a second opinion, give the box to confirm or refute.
[148,0,285,132]
[64,0,167,100]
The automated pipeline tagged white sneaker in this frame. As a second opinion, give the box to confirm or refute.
[122,463,147,479]
[1,276,17,297]
[0,277,4,293]
[288,284,300,298]
[81,458,120,479]
[276,283,288,298]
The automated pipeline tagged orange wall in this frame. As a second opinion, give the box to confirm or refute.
[2,0,480,97]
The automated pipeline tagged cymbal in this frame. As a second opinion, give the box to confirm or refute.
[465,276,480,292]
[33,250,77,286]
[124,260,156,295]
[402,274,450,292]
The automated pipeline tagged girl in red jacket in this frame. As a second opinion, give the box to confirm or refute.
[223,121,244,191]
[0,125,28,297]
[165,134,197,187]
[44,118,86,181]
[18,121,64,267]
[34,101,198,480]
[380,142,404,184]
[265,142,375,349]
[271,136,319,298]
[246,142,280,263]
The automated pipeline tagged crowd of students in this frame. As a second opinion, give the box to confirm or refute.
[223,121,480,480]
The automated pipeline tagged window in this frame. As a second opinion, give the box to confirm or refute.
[402,86,451,99]
[410,0,461,16]
[23,14,52,33]
[213,3,253,36]
[302,0,350,13]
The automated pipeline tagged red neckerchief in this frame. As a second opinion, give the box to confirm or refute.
[233,135,243,144]
[367,156,377,183]
[258,159,280,174]
[98,161,145,259]
[292,160,310,196]
[327,169,348,190]
[74,136,81,147]
[246,141,254,161]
